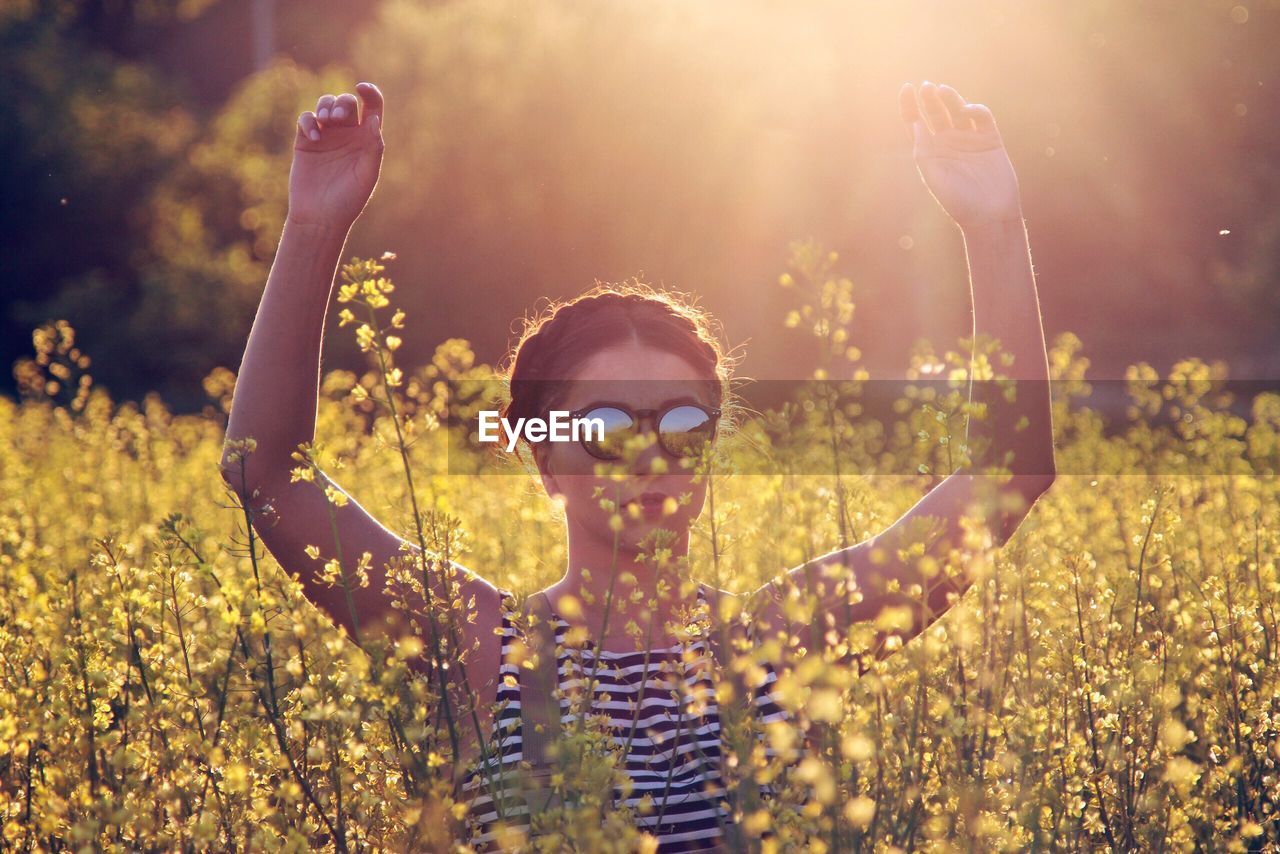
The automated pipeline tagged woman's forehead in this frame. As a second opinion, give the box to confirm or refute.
[573,344,705,381]
[558,345,714,409]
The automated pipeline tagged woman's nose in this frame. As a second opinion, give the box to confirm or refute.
[630,420,665,474]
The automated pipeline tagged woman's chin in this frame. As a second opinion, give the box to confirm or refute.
[618,516,689,551]
[570,508,692,554]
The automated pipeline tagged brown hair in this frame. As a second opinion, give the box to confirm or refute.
[501,278,735,456]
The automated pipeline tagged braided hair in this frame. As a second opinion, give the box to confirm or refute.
[501,279,734,455]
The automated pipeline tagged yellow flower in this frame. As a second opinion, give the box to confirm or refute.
[556,595,583,619]
[843,796,875,829]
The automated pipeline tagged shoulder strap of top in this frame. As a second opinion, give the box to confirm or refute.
[702,584,756,735]
[519,591,561,769]
[700,582,738,676]
[702,585,726,673]
[700,584,752,853]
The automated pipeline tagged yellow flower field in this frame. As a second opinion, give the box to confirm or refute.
[2,256,1279,852]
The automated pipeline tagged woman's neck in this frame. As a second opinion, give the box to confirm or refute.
[543,516,700,646]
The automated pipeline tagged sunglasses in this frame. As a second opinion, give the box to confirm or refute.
[567,402,721,462]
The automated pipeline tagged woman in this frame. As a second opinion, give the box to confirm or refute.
[221,79,1056,850]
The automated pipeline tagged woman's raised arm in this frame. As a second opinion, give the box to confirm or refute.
[219,83,503,671]
[750,81,1057,664]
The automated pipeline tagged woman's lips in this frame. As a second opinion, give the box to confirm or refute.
[625,492,668,515]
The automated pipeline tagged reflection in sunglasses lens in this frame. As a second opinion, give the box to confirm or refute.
[581,406,634,460]
[659,405,715,458]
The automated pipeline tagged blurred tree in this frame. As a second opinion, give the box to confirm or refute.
[2,14,195,400]
[1,0,218,55]
[3,1,368,407]
[5,0,1279,409]
[17,61,349,408]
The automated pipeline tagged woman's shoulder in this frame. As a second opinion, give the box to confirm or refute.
[491,588,559,639]
[699,582,745,623]
[701,582,786,649]
[493,588,524,625]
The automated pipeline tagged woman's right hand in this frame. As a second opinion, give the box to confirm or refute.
[288,82,385,230]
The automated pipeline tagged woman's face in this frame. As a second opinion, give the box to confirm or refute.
[532,341,717,555]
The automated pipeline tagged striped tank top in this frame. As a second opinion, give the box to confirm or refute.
[456,583,796,851]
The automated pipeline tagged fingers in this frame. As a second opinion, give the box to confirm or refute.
[358,82,381,132]
[331,93,359,127]
[961,103,998,134]
[900,81,999,144]
[298,110,320,143]
[316,94,336,123]
[315,92,361,127]
[918,81,952,133]
[298,84,385,147]
[899,82,926,145]
[937,85,974,131]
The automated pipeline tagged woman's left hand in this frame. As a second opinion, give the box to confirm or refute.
[900,81,1023,228]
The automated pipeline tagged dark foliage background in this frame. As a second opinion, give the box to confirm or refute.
[4,0,1278,410]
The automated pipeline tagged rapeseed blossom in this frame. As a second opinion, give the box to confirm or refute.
[0,247,1278,850]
